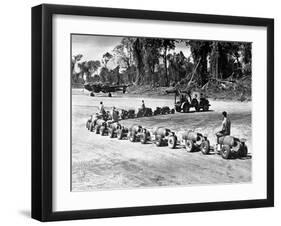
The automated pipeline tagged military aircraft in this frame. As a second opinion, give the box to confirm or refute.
[84,82,130,97]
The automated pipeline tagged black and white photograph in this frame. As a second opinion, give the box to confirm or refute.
[71,34,252,192]
[0,0,277,224]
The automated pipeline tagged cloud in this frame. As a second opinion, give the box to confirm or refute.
[72,35,122,62]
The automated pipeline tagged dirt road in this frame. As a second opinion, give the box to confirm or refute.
[72,90,252,191]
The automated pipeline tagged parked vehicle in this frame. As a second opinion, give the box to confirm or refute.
[173,91,210,113]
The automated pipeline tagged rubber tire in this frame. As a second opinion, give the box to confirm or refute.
[155,136,162,147]
[175,106,181,112]
[108,128,114,138]
[128,132,136,142]
[90,124,94,132]
[100,126,106,136]
[183,104,190,113]
[203,105,209,111]
[201,140,210,155]
[140,132,147,144]
[185,140,194,152]
[221,145,231,159]
[196,136,203,146]
[95,125,100,134]
[168,136,177,149]
[117,129,123,140]
[239,144,248,157]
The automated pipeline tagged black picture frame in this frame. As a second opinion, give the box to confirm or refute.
[32,3,274,222]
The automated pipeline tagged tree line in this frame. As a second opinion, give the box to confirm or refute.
[72,38,252,88]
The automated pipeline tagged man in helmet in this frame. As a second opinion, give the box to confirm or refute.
[216,111,231,151]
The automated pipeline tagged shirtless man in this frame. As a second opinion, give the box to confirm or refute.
[216,111,231,151]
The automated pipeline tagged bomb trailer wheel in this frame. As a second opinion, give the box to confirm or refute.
[154,134,177,149]
[220,140,248,159]
[185,139,195,152]
[86,120,91,129]
[221,145,231,159]
[100,126,106,136]
[117,129,123,140]
[94,125,100,134]
[155,135,163,147]
[108,128,115,138]
[128,132,136,142]
[182,132,210,154]
[140,132,148,144]
[168,135,177,149]
[200,140,210,155]
[182,103,190,113]
[117,127,128,140]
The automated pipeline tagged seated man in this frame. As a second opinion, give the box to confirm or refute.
[98,101,106,119]
[141,100,145,109]
[216,111,231,151]
[99,101,105,113]
[111,106,119,122]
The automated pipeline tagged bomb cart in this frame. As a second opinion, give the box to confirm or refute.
[167,89,210,113]
[136,107,153,117]
[127,125,150,144]
[119,109,136,119]
[89,119,107,134]
[106,121,123,138]
[153,106,175,115]
[216,135,248,159]
[151,127,177,149]
[179,130,210,154]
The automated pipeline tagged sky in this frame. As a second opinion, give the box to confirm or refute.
[71,34,191,72]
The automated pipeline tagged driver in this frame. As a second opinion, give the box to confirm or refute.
[99,101,105,115]
[141,100,146,109]
[216,111,231,151]
[111,106,119,122]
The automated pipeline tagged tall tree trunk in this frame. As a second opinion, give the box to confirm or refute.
[116,68,120,85]
[133,39,144,85]
[164,47,169,86]
[210,42,219,79]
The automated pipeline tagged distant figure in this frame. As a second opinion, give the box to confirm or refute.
[216,111,231,150]
[200,92,204,100]
[111,106,119,122]
[99,101,105,115]
[187,90,192,102]
[141,100,146,109]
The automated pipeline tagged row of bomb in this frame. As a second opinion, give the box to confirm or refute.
[86,119,248,160]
